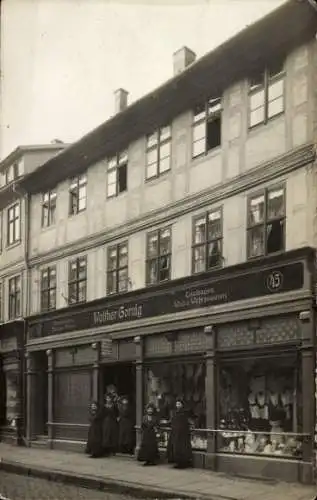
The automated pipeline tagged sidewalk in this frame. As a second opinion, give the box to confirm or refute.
[0,444,316,500]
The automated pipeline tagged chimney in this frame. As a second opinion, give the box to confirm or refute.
[173,46,196,76]
[114,88,128,114]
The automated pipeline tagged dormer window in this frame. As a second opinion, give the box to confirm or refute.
[192,97,222,158]
[248,59,285,129]
[5,162,22,185]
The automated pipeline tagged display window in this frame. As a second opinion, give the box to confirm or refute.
[217,356,304,459]
[144,360,207,450]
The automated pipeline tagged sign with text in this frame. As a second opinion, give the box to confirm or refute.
[28,261,304,339]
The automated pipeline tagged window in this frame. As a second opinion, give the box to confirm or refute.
[249,60,285,128]
[40,266,57,312]
[218,357,303,458]
[68,257,87,304]
[8,275,21,319]
[192,208,223,274]
[107,242,128,295]
[69,174,87,215]
[5,162,22,185]
[192,97,222,158]
[146,227,171,285]
[247,186,285,259]
[41,190,57,227]
[146,126,171,179]
[7,203,20,246]
[107,151,128,198]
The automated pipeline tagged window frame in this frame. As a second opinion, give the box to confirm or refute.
[246,185,286,260]
[8,275,21,320]
[40,266,57,312]
[107,151,128,198]
[68,256,87,305]
[146,226,172,286]
[69,174,87,216]
[192,97,222,159]
[145,125,172,180]
[41,190,57,228]
[248,63,285,130]
[0,281,3,323]
[191,207,223,275]
[7,202,21,246]
[106,241,129,295]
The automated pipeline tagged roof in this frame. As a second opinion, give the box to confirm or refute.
[20,0,317,194]
[0,143,69,173]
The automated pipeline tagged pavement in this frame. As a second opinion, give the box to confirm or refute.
[0,443,316,500]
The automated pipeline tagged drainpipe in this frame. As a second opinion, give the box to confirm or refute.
[12,183,30,443]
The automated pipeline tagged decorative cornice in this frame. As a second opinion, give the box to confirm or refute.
[28,143,315,267]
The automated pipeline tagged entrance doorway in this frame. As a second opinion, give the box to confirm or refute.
[33,352,48,436]
[101,362,136,405]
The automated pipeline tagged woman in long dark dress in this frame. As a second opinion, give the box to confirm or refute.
[167,399,193,469]
[137,403,159,466]
[85,401,103,458]
[102,394,118,456]
[118,396,135,455]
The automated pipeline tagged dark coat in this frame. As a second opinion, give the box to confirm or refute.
[167,410,193,467]
[85,409,104,457]
[118,406,135,454]
[102,404,118,454]
[137,415,159,463]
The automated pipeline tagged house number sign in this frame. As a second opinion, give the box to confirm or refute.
[266,270,283,292]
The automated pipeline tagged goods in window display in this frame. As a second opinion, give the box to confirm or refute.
[118,396,135,455]
[167,399,193,469]
[137,403,160,466]
[85,401,104,458]
[218,366,302,458]
[102,394,118,456]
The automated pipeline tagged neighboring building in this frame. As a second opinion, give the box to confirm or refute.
[5,0,317,483]
[0,143,68,444]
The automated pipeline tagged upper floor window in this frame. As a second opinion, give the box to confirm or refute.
[41,190,57,227]
[7,202,20,246]
[40,266,57,312]
[192,208,223,274]
[69,174,87,215]
[192,97,222,158]
[8,275,21,320]
[248,60,285,129]
[146,125,171,180]
[247,186,285,259]
[5,161,22,185]
[107,242,128,295]
[68,256,87,305]
[107,151,128,198]
[146,227,171,286]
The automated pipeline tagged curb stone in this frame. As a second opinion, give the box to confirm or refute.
[0,460,238,500]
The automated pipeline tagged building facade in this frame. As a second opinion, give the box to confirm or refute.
[2,0,317,484]
[0,143,67,444]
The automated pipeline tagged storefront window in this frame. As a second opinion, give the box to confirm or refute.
[218,358,303,459]
[144,361,206,450]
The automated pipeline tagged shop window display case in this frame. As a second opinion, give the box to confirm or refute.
[217,357,305,459]
[144,360,207,450]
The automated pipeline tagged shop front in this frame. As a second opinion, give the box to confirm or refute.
[0,320,25,445]
[25,247,316,483]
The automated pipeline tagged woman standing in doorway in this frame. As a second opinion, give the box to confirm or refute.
[118,396,135,455]
[102,393,118,456]
[167,398,193,469]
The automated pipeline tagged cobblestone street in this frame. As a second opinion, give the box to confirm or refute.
[0,472,136,500]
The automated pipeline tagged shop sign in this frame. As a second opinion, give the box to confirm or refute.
[28,261,304,339]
